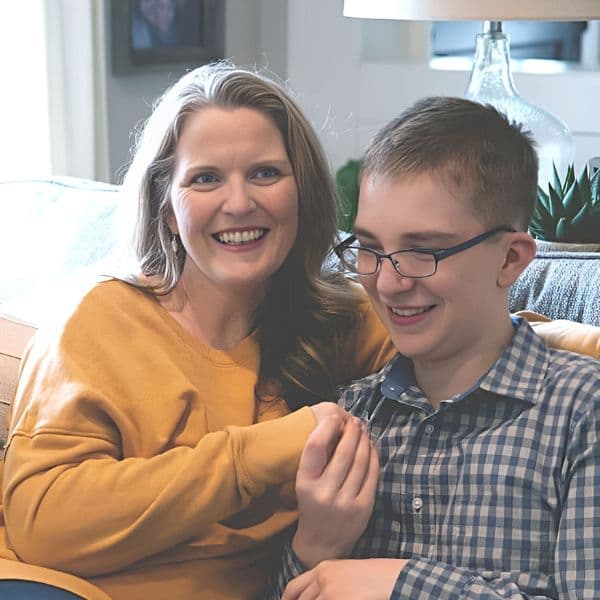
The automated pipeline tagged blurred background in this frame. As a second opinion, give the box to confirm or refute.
[1,0,598,184]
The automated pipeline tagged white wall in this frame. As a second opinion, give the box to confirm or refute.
[286,0,600,174]
[103,0,287,183]
[99,0,599,182]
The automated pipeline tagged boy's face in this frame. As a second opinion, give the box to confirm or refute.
[354,171,515,368]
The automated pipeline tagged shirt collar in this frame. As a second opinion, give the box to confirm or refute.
[380,317,550,406]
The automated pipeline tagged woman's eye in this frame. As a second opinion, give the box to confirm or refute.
[193,172,219,185]
[253,166,280,180]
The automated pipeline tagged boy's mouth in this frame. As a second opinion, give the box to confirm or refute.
[390,305,434,317]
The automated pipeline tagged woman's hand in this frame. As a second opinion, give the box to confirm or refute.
[292,413,379,569]
[282,558,404,600]
[309,401,352,427]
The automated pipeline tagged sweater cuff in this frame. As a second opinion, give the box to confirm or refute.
[235,406,316,491]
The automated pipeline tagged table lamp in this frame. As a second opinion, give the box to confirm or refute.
[343,0,600,189]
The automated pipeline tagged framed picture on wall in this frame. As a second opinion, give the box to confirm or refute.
[111,0,225,74]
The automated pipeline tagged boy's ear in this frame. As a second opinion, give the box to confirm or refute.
[497,232,537,288]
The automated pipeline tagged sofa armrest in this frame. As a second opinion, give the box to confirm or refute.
[0,315,37,455]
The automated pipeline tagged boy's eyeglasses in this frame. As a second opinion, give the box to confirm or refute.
[334,226,516,278]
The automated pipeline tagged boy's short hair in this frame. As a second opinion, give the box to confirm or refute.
[361,96,539,230]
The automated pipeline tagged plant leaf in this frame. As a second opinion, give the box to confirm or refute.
[563,164,576,194]
[556,217,575,242]
[571,202,590,228]
[577,166,592,204]
[548,186,564,219]
[590,167,600,207]
[530,200,555,232]
[336,160,361,232]
[536,187,553,215]
[552,162,563,196]
[562,180,582,218]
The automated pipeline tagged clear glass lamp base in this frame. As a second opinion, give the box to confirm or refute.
[464,24,574,190]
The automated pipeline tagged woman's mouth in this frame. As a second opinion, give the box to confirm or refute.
[213,228,267,245]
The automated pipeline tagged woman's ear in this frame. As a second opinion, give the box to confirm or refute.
[165,206,178,235]
[497,232,537,289]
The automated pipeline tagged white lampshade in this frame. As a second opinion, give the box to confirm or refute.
[343,0,600,21]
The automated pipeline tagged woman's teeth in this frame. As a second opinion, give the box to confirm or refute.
[215,229,266,245]
[391,306,430,317]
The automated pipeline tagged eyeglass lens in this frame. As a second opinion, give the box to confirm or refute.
[342,247,436,277]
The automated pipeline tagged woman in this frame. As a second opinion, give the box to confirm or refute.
[0,63,394,598]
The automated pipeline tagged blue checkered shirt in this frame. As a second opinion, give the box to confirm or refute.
[269,319,600,598]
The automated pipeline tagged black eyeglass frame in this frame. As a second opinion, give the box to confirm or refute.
[334,226,516,278]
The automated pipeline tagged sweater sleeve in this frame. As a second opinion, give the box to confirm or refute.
[2,284,317,577]
[3,406,315,576]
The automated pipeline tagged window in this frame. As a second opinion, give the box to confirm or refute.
[0,1,51,178]
[432,21,589,62]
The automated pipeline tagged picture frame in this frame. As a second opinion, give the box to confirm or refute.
[111,0,225,74]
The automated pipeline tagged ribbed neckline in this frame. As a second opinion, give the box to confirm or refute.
[131,283,259,368]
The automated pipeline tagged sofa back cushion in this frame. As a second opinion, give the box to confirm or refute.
[509,251,600,326]
[0,177,122,326]
[0,316,37,455]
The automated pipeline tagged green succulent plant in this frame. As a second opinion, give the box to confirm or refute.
[530,164,600,244]
[335,159,361,232]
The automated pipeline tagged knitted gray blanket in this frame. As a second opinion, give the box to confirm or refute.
[509,252,600,326]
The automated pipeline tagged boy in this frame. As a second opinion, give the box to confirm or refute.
[272,97,600,599]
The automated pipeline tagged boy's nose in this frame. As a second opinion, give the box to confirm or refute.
[376,257,416,296]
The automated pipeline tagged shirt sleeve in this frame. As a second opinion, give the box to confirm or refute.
[264,543,306,600]
[392,557,545,599]
[554,388,599,598]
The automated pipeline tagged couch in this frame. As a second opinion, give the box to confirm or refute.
[2,176,600,450]
[0,176,599,599]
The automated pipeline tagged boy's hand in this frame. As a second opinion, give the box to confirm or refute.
[282,558,404,600]
[292,414,379,568]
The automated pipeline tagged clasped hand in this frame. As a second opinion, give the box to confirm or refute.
[294,405,380,569]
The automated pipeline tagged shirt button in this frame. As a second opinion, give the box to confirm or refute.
[424,424,435,435]
[412,497,423,512]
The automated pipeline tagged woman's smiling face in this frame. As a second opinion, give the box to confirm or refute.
[168,106,299,300]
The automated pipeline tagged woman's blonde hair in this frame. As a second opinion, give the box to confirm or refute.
[123,62,364,407]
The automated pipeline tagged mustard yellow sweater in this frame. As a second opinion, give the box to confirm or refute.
[1,280,394,599]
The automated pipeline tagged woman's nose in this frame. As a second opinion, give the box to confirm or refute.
[222,181,257,215]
